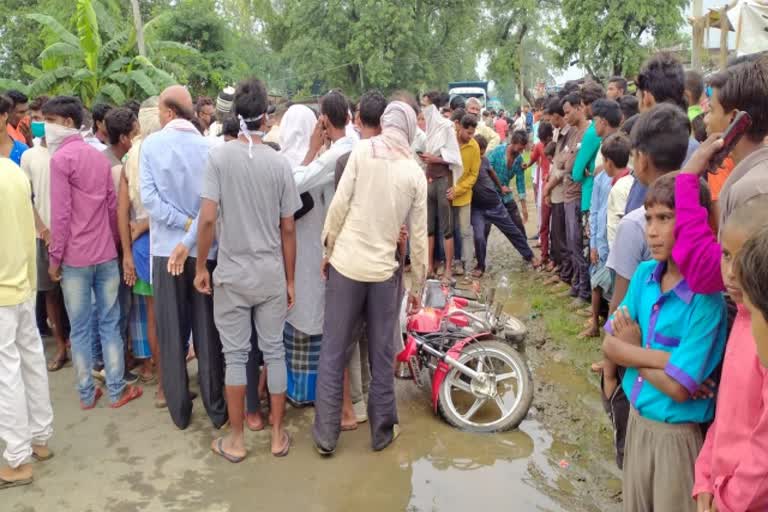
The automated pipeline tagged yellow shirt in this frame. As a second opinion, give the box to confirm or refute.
[453,138,481,207]
[0,158,36,306]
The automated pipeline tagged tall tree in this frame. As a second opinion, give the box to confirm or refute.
[553,0,688,77]
[131,0,146,57]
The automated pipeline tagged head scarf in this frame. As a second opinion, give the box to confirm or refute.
[279,105,318,168]
[370,101,417,160]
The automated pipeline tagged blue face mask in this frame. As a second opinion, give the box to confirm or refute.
[31,121,45,138]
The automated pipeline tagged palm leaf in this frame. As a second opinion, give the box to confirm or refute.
[146,66,178,88]
[97,83,126,105]
[76,0,102,73]
[102,57,133,77]
[109,71,131,85]
[143,12,173,37]
[22,65,43,80]
[40,42,83,62]
[91,0,119,34]
[0,79,30,94]
[99,31,129,61]
[25,14,79,48]
[148,40,200,57]
[73,68,96,82]
[128,70,158,97]
[29,66,77,96]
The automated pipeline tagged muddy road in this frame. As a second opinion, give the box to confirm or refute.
[5,232,621,512]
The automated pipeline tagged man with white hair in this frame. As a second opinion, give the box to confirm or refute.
[466,97,500,151]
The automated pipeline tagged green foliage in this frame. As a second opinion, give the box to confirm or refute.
[20,0,184,106]
[553,0,688,77]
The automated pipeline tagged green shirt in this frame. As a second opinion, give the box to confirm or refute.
[571,121,601,212]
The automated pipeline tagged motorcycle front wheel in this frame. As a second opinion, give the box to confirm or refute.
[437,340,533,433]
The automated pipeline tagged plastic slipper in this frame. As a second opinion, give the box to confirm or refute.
[80,387,103,410]
[0,475,32,490]
[272,432,293,458]
[212,438,245,464]
[31,446,53,462]
[110,385,143,409]
[47,356,68,372]
[315,442,335,457]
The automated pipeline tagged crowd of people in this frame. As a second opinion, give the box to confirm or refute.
[2,48,768,512]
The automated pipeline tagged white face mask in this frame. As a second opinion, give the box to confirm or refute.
[45,122,80,154]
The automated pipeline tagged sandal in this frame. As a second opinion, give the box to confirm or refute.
[47,356,69,372]
[470,269,484,279]
[272,432,292,458]
[0,473,32,490]
[80,387,103,410]
[341,422,358,432]
[110,385,143,409]
[212,437,245,463]
[139,373,157,385]
[31,445,53,462]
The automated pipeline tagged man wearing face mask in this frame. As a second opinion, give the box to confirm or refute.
[140,85,227,431]
[44,96,143,410]
[21,97,70,373]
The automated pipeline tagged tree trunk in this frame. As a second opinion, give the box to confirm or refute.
[131,0,146,57]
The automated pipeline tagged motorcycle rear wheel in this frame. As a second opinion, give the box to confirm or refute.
[437,340,533,432]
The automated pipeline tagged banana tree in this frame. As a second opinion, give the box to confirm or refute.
[25,0,191,106]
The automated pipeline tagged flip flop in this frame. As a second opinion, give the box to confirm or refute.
[47,356,68,372]
[315,442,335,457]
[0,475,32,490]
[272,432,292,458]
[340,422,358,432]
[139,373,157,385]
[31,446,53,462]
[212,438,246,464]
[80,387,103,410]
[110,385,143,409]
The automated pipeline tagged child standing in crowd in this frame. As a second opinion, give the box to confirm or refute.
[601,104,693,471]
[581,132,631,340]
[737,227,768,367]
[603,173,727,512]
[523,122,554,262]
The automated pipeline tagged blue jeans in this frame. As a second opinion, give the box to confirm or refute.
[61,260,125,404]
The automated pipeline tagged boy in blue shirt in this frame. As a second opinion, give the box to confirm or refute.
[602,172,727,512]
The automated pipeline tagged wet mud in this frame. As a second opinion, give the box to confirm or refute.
[5,232,620,512]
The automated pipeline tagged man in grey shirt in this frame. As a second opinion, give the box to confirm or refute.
[194,78,301,462]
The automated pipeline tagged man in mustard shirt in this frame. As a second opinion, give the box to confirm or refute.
[447,114,480,277]
[0,158,54,489]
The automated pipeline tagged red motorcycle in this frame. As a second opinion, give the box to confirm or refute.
[397,280,533,432]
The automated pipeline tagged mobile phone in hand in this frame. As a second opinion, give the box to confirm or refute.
[708,111,752,174]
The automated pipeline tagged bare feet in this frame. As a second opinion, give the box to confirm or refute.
[0,464,32,488]
[245,411,265,432]
[590,360,605,373]
[341,404,358,431]
[577,326,600,339]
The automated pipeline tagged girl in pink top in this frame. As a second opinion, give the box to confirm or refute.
[674,171,768,511]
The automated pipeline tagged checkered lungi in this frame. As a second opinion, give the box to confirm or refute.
[284,322,322,405]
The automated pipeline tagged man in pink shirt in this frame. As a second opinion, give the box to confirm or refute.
[494,109,508,141]
[44,96,142,410]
